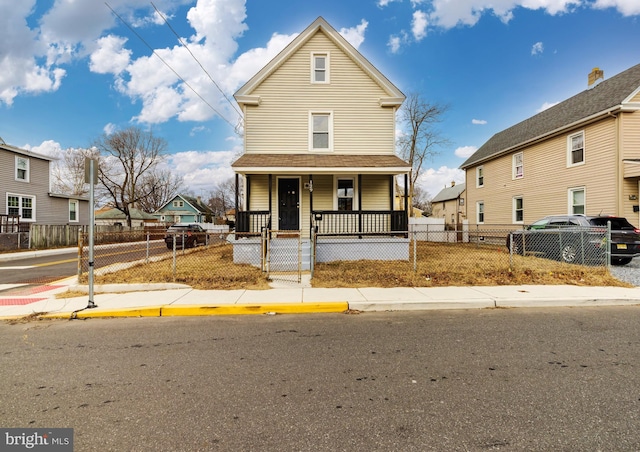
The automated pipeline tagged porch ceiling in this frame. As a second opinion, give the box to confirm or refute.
[231,153,411,174]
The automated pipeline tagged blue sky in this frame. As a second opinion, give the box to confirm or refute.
[1,0,640,198]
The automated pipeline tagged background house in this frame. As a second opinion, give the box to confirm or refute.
[0,140,89,227]
[153,194,214,224]
[431,182,466,228]
[95,207,157,228]
[461,64,640,226]
[231,17,411,268]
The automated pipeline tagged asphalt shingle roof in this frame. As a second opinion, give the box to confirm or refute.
[461,63,640,169]
[431,183,466,203]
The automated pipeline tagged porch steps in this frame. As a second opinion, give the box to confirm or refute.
[268,238,311,271]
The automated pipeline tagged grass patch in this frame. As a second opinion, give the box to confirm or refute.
[80,241,629,290]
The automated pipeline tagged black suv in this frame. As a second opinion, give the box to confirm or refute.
[164,223,207,249]
[506,215,640,266]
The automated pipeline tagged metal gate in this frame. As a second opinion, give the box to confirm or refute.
[262,229,302,283]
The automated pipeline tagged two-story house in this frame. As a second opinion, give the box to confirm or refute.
[0,141,89,228]
[153,194,214,225]
[231,17,411,268]
[431,182,466,228]
[461,64,640,226]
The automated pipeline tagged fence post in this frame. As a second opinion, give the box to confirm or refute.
[508,232,513,270]
[77,232,83,279]
[172,232,177,281]
[607,221,612,270]
[413,230,417,273]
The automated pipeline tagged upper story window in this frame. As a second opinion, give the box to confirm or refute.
[15,156,29,182]
[173,200,184,208]
[69,200,79,222]
[568,131,585,167]
[513,152,523,179]
[7,193,35,221]
[310,112,333,151]
[311,53,329,83]
[476,166,484,188]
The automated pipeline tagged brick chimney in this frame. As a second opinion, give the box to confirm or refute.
[588,67,604,88]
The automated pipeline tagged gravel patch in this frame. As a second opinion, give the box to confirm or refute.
[609,257,640,286]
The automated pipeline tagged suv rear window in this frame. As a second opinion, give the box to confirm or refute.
[588,217,634,230]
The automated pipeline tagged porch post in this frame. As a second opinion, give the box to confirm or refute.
[404,173,409,213]
[358,174,363,234]
[268,174,272,228]
[235,173,239,215]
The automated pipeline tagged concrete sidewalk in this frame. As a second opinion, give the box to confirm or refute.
[2,278,640,320]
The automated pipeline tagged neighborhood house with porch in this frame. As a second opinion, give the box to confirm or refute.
[231,17,411,270]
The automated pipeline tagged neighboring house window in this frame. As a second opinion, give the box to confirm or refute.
[459,198,464,207]
[337,179,354,211]
[568,131,585,167]
[569,187,585,215]
[173,200,184,207]
[15,156,29,182]
[476,166,484,187]
[513,196,524,223]
[310,112,333,151]
[311,53,329,83]
[7,194,35,221]
[69,200,79,222]
[477,201,484,224]
[513,152,523,179]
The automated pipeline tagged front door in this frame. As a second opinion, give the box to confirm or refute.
[278,178,299,230]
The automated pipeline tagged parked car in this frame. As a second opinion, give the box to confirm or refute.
[506,215,640,266]
[164,223,207,249]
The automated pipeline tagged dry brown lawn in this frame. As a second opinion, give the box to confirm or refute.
[81,241,629,290]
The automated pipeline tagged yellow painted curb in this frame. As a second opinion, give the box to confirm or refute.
[42,307,163,319]
[161,302,349,316]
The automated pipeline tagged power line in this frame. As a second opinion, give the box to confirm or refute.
[150,2,243,119]
[104,2,238,131]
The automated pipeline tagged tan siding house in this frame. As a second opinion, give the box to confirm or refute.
[231,17,410,266]
[461,64,640,226]
[431,182,466,227]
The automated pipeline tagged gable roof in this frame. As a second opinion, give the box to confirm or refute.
[234,16,404,105]
[1,142,53,162]
[95,207,155,221]
[431,183,466,203]
[155,194,213,215]
[461,63,640,169]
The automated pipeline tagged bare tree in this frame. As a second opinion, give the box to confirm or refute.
[397,92,450,215]
[50,147,99,196]
[136,169,184,213]
[93,127,169,227]
[206,178,235,223]
[412,184,432,216]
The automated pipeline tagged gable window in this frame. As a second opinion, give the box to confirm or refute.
[476,166,484,188]
[15,156,29,182]
[569,187,585,215]
[7,194,35,221]
[568,131,585,167]
[173,200,184,208]
[337,179,354,211]
[311,53,329,83]
[310,112,333,151]
[477,201,484,224]
[513,196,524,223]
[513,152,523,179]
[69,200,79,222]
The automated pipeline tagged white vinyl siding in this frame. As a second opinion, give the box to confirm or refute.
[244,31,396,155]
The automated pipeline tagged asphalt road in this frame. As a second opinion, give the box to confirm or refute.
[2,307,640,451]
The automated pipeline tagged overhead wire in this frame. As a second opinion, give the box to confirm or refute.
[104,2,238,131]
[150,2,243,119]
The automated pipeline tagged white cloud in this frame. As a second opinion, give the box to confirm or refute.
[412,10,429,41]
[103,123,117,135]
[537,101,559,112]
[531,41,544,56]
[416,166,466,198]
[377,0,400,6]
[455,146,477,158]
[593,0,640,16]
[472,119,487,125]
[339,19,368,49]
[388,35,403,54]
[164,149,240,191]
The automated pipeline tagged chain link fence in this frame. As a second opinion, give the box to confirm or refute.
[77,224,616,289]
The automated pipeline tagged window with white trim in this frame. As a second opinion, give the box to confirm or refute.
[69,200,79,222]
[477,201,484,224]
[569,187,585,215]
[513,196,524,223]
[476,166,484,187]
[513,152,523,179]
[7,194,35,221]
[337,179,354,211]
[173,200,184,208]
[15,156,29,182]
[310,112,332,151]
[568,131,585,167]
[311,53,329,83]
